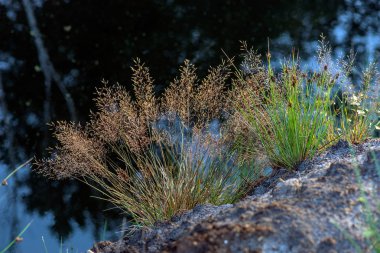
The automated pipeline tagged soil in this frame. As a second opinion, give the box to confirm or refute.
[90,139,380,253]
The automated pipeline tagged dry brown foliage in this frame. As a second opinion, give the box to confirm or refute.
[91,83,150,153]
[36,122,106,179]
[222,43,270,162]
[161,60,231,129]
[37,58,239,179]
[193,61,230,126]
[232,42,270,107]
[161,60,198,125]
[131,58,158,122]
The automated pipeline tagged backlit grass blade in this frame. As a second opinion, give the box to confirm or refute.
[1,158,33,186]
[0,220,33,253]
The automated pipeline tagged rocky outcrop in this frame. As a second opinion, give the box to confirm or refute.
[91,139,380,253]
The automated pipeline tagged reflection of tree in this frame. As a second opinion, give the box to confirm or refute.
[0,70,19,253]
[0,67,16,173]
[1,0,379,240]
[21,0,77,147]
[24,174,121,239]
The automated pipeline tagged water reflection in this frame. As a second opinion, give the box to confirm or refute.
[0,162,122,252]
[0,0,379,252]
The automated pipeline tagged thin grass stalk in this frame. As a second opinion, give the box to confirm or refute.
[0,221,33,253]
[1,158,32,186]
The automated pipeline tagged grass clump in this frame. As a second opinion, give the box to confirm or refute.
[36,59,256,226]
[36,38,380,227]
[233,37,380,170]
[85,132,253,225]
[235,42,336,169]
[338,62,380,144]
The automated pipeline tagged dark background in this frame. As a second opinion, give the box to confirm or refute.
[1,0,379,252]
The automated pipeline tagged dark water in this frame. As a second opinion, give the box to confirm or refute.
[1,0,380,252]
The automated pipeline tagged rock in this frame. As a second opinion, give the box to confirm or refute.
[90,139,380,253]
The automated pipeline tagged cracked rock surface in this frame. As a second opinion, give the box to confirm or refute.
[91,139,380,253]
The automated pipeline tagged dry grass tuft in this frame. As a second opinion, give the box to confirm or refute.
[36,57,254,226]
[36,122,106,179]
[193,60,230,127]
[131,58,159,122]
[91,82,152,153]
[161,60,198,125]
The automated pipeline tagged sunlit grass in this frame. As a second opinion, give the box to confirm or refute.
[335,61,380,144]
[236,52,335,169]
[233,37,379,170]
[338,93,380,145]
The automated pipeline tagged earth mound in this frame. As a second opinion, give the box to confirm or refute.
[91,139,380,253]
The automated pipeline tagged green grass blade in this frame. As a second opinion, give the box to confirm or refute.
[1,158,33,186]
[0,220,33,253]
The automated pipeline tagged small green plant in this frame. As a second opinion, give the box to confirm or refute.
[233,37,380,170]
[338,63,380,144]
[236,46,335,169]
